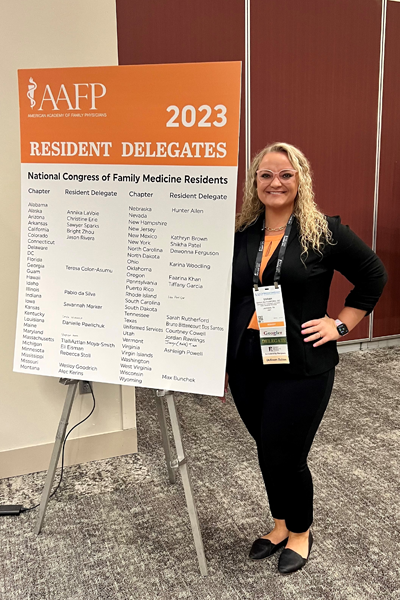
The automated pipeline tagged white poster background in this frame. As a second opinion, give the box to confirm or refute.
[14,163,236,396]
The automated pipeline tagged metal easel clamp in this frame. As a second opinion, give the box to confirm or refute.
[59,378,79,386]
[156,389,172,397]
[169,459,179,471]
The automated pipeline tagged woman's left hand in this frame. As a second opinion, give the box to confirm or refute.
[301,316,340,347]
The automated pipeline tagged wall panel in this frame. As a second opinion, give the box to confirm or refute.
[373,1,400,338]
[0,0,135,478]
[116,0,246,204]
[250,0,382,340]
[115,0,397,341]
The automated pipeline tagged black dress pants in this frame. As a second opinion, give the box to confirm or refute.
[229,329,335,533]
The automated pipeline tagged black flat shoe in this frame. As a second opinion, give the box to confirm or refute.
[278,531,313,574]
[249,536,288,560]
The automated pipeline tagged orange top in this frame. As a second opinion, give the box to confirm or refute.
[248,231,284,330]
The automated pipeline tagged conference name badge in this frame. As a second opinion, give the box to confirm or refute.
[253,285,289,364]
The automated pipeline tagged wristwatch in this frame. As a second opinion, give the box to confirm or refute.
[335,319,349,336]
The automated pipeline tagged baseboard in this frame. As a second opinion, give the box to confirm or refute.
[338,337,400,354]
[0,428,137,479]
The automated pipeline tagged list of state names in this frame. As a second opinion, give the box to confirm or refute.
[14,164,236,396]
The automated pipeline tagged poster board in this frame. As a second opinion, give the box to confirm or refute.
[14,62,241,396]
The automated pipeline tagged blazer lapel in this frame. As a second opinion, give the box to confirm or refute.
[246,215,264,276]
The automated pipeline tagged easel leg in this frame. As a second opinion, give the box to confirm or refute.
[35,381,78,534]
[165,393,208,576]
[155,394,177,483]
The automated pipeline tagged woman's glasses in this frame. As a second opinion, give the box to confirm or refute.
[256,169,297,184]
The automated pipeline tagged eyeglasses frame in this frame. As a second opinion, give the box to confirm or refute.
[255,168,298,185]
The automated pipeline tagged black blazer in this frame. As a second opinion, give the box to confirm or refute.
[227,215,387,378]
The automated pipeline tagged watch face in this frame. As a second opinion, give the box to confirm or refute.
[337,323,349,336]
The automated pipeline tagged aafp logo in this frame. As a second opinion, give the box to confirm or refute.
[27,78,107,112]
[27,78,37,108]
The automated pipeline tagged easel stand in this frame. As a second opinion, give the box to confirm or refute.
[35,378,78,535]
[155,390,207,575]
[34,380,208,576]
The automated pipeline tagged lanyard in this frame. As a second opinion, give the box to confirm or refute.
[253,214,294,290]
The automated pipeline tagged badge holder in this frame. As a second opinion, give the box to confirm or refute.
[34,379,208,576]
[252,216,293,365]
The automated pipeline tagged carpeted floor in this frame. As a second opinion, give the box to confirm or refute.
[1,348,399,600]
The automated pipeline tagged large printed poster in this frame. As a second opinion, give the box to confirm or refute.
[14,63,241,396]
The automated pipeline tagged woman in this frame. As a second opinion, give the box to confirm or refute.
[226,142,387,574]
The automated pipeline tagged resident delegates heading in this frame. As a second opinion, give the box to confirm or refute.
[28,141,228,159]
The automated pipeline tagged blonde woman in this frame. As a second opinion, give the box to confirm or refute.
[226,143,387,574]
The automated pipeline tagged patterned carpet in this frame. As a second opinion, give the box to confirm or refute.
[1,348,399,600]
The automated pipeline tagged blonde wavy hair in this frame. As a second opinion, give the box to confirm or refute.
[236,142,333,256]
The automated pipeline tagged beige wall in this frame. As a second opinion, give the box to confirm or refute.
[0,1,137,479]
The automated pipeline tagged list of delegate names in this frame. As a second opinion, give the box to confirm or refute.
[14,62,241,396]
[14,164,236,395]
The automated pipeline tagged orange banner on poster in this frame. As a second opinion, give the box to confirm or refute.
[18,62,241,166]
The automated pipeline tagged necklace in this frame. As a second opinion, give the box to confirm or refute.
[265,223,287,232]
